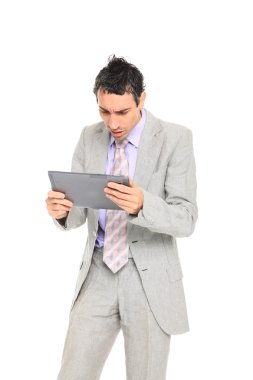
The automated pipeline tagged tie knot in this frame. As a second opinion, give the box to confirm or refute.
[115,139,128,149]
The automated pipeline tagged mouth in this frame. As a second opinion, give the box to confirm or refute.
[111,130,124,137]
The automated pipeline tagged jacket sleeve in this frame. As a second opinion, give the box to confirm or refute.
[53,127,88,231]
[127,128,198,237]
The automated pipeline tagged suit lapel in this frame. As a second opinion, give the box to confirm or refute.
[128,110,163,238]
[86,124,110,225]
[133,110,163,189]
[87,125,110,174]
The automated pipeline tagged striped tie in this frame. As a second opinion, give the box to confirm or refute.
[103,139,129,273]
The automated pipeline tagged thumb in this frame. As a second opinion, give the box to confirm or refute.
[128,176,137,187]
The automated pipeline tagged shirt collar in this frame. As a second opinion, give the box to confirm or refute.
[109,108,146,148]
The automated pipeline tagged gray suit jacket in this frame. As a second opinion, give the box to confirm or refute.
[55,109,198,335]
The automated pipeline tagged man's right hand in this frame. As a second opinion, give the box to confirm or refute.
[45,191,73,219]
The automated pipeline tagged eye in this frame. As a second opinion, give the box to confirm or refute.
[117,111,129,115]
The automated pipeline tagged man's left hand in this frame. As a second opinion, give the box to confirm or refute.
[104,177,144,215]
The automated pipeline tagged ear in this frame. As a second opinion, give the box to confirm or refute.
[138,91,146,109]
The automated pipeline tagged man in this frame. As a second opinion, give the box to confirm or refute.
[46,55,198,380]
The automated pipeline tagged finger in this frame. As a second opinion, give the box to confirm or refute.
[106,194,133,208]
[53,198,73,207]
[105,190,133,201]
[129,178,137,187]
[105,197,129,212]
[106,182,133,194]
[54,211,68,219]
[47,191,66,199]
[47,208,68,217]
[105,195,136,214]
[50,204,72,212]
[47,198,73,207]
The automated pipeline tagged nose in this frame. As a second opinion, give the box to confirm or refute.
[108,115,120,130]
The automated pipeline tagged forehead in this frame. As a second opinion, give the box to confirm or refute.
[97,89,136,111]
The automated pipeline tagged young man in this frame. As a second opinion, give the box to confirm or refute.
[46,55,198,380]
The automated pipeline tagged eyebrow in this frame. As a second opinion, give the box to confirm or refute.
[99,106,131,113]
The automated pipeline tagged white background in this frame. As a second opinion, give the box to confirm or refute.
[0,1,252,379]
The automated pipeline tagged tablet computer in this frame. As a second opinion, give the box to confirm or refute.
[48,170,130,210]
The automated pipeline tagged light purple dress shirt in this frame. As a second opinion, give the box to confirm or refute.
[95,108,147,247]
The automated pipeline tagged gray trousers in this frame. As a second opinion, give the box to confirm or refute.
[57,246,171,380]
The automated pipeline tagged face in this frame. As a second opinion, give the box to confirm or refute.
[97,88,146,140]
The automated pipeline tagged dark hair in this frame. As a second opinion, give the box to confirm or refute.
[93,55,145,106]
